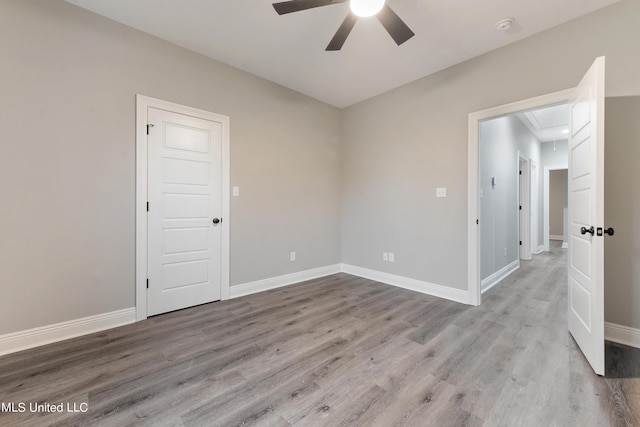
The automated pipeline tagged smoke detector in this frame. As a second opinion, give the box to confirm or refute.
[495,18,514,31]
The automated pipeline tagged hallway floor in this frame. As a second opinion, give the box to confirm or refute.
[0,242,638,426]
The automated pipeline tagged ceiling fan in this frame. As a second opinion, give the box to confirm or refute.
[272,0,415,51]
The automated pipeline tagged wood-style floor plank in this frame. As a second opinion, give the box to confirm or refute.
[0,242,638,426]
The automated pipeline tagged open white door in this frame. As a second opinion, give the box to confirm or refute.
[567,57,605,375]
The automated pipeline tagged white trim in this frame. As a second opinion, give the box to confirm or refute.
[549,234,564,241]
[561,242,569,249]
[231,263,472,305]
[230,265,342,299]
[481,259,520,294]
[518,154,531,261]
[468,88,574,306]
[530,160,539,255]
[468,113,480,306]
[0,308,136,356]
[605,322,640,349]
[534,245,545,254]
[136,95,230,321]
[342,264,471,305]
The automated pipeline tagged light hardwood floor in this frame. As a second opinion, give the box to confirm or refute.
[1,243,638,426]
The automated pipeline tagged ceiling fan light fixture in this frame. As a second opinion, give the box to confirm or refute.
[350,0,385,18]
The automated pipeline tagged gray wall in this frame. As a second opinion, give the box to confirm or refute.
[341,0,640,333]
[0,0,341,335]
[1,0,639,337]
[541,140,569,167]
[549,170,568,238]
[479,116,541,281]
[604,97,640,330]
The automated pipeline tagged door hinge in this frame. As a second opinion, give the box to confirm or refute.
[519,241,522,246]
[146,278,149,289]
[147,201,149,212]
[476,219,479,225]
[146,124,154,135]
[519,170,522,175]
[519,205,522,210]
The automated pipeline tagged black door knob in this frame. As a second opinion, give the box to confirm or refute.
[212,218,220,224]
[580,226,594,236]
[604,227,614,236]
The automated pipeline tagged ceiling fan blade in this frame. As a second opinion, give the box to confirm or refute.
[273,0,347,15]
[376,4,415,45]
[326,13,358,51]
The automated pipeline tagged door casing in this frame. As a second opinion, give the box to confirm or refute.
[468,88,574,306]
[135,95,230,321]
[530,160,540,254]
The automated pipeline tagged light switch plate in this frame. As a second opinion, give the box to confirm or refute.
[436,187,447,198]
[233,186,240,197]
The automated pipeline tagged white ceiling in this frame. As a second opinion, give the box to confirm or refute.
[66,0,619,108]
[517,104,570,143]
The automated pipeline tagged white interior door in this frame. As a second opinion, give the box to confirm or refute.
[567,57,605,375]
[147,107,223,316]
[518,158,530,260]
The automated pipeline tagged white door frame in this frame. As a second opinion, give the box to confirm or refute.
[135,95,230,321]
[468,88,574,306]
[530,160,540,254]
[518,154,531,261]
[543,165,569,252]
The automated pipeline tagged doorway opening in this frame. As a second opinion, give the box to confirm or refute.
[467,88,573,306]
[469,57,606,375]
[545,167,569,251]
[473,99,571,297]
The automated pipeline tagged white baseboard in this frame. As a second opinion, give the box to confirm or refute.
[230,264,342,299]
[0,259,537,356]
[605,322,640,349]
[0,308,136,357]
[561,242,569,249]
[534,245,544,254]
[341,264,470,305]
[481,260,519,294]
[549,235,563,241]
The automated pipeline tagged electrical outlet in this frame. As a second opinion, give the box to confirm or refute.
[233,186,240,197]
[383,252,388,261]
[290,251,296,262]
[389,252,395,263]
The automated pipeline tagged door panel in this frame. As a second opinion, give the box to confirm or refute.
[163,260,209,290]
[163,194,209,219]
[570,277,592,329]
[163,158,210,185]
[147,107,222,316]
[567,57,605,375]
